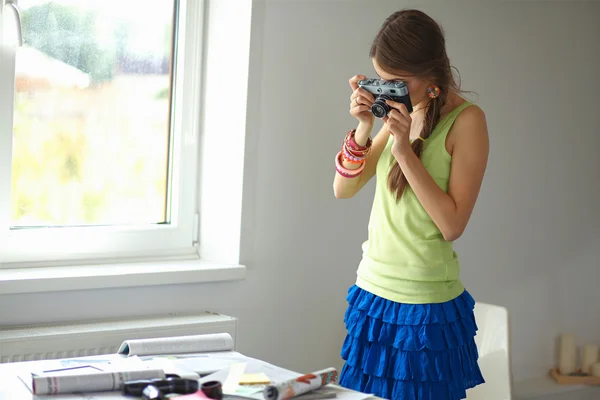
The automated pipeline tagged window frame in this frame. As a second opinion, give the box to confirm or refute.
[0,0,204,267]
[0,0,251,294]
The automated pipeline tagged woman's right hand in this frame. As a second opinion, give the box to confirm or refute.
[348,75,375,142]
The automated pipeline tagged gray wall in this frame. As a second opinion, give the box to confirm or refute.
[0,0,598,388]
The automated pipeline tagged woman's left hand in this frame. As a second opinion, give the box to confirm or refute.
[383,100,412,158]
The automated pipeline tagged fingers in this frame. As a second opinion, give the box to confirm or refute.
[385,108,411,138]
[349,103,371,117]
[349,95,366,109]
[347,76,376,123]
[386,104,412,131]
[387,108,405,122]
[349,87,375,117]
[349,93,371,116]
[385,100,411,118]
[387,110,411,128]
[349,88,375,104]
[348,74,366,91]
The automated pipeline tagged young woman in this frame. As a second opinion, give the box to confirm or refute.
[333,9,489,400]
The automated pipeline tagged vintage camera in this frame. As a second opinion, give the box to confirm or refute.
[357,78,413,118]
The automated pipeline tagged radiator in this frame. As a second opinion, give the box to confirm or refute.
[0,311,237,363]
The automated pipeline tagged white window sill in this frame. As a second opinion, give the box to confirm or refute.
[0,260,246,295]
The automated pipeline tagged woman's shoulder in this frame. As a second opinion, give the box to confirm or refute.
[444,93,485,119]
[446,93,486,129]
[445,94,488,150]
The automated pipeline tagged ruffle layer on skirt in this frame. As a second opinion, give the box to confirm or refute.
[339,285,485,400]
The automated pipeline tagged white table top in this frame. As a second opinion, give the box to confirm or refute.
[0,352,377,400]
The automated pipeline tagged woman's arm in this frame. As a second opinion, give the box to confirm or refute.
[394,105,489,241]
[333,123,390,199]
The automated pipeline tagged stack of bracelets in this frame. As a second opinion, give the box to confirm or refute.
[335,129,372,178]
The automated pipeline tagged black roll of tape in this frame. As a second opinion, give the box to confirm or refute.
[201,380,223,400]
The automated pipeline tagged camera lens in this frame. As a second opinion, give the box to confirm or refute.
[371,98,390,119]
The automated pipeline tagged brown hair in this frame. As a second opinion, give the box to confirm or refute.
[370,9,459,201]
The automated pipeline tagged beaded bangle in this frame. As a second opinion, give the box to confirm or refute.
[335,151,365,178]
[342,145,364,164]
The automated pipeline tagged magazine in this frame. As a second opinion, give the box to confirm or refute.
[19,362,165,395]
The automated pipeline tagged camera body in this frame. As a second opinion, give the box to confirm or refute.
[357,78,413,118]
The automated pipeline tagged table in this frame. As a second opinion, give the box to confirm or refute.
[0,351,378,400]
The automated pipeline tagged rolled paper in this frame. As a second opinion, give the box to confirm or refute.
[558,334,577,375]
[591,362,600,377]
[581,344,599,374]
[263,368,338,400]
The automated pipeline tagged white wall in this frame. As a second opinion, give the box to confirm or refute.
[0,0,598,388]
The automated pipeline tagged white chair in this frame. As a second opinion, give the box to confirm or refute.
[466,302,512,400]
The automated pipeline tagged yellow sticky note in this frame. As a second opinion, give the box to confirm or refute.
[239,372,271,385]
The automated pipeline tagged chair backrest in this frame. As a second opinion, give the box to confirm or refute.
[466,302,512,400]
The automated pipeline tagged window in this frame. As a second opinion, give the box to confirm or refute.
[0,0,203,266]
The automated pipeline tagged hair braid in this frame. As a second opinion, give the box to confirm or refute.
[387,92,446,201]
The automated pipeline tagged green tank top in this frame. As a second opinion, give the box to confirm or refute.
[355,102,473,304]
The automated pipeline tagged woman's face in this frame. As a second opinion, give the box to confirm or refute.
[372,58,429,109]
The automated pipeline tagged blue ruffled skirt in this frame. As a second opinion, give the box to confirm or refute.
[339,285,485,399]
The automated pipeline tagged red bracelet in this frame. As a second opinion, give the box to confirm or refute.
[345,129,372,151]
[344,142,370,160]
